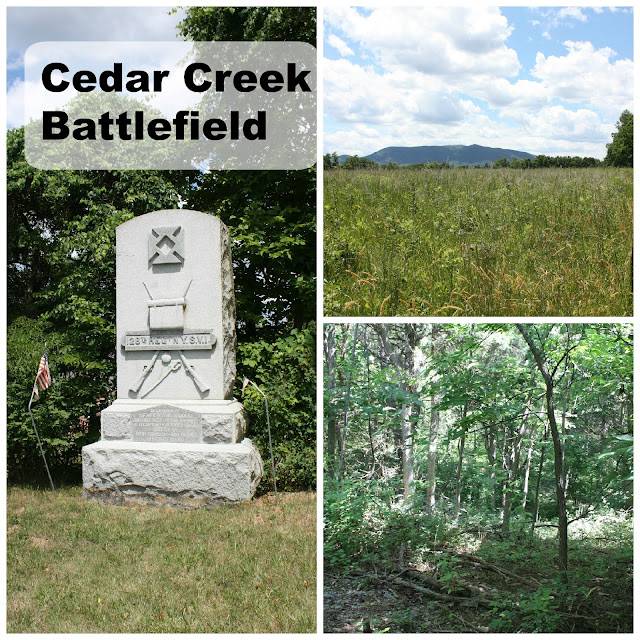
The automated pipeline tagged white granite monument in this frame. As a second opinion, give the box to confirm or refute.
[82,209,263,506]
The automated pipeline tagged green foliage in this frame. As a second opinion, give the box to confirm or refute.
[342,155,378,170]
[324,152,340,170]
[176,6,315,45]
[324,473,457,571]
[6,317,77,481]
[185,169,316,340]
[324,477,374,568]
[238,326,316,492]
[489,587,563,632]
[605,110,633,167]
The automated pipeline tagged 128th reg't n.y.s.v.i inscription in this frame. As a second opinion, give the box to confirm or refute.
[122,331,216,351]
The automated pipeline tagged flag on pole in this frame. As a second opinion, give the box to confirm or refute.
[33,346,51,400]
[28,343,56,499]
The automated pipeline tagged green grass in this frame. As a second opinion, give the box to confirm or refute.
[7,487,316,633]
[324,168,632,316]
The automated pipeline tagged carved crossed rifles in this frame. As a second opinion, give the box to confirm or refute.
[127,280,212,397]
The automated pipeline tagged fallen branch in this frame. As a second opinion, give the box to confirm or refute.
[354,571,494,608]
[406,568,491,600]
[442,550,561,596]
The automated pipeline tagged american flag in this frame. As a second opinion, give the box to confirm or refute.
[33,347,52,400]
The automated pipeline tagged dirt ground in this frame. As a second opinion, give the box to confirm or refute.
[324,547,633,634]
[324,568,492,633]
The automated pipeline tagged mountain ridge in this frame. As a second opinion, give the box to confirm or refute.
[338,144,536,167]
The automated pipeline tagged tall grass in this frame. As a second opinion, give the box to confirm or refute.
[7,487,316,633]
[324,168,632,316]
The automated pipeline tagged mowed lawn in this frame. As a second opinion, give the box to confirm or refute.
[7,487,316,633]
[324,167,632,317]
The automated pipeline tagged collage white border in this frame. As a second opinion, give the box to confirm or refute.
[1,1,637,637]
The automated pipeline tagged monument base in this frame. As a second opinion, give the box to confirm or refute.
[82,439,263,507]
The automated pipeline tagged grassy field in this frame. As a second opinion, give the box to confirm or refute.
[324,168,632,316]
[7,487,316,633]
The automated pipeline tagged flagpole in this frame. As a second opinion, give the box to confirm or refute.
[242,377,278,506]
[28,364,57,500]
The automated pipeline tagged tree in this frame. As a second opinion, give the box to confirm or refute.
[174,6,315,45]
[516,324,580,580]
[177,6,316,341]
[173,6,318,490]
[324,152,340,170]
[342,155,378,170]
[604,110,633,167]
[373,324,425,500]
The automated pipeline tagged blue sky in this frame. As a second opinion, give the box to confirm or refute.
[324,6,633,158]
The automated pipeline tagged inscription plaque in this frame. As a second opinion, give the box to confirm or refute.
[131,405,201,443]
[123,331,216,351]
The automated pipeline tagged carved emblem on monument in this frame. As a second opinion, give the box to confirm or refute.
[125,274,213,396]
[148,226,184,265]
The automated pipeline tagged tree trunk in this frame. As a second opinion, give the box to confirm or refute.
[338,324,358,478]
[425,324,440,512]
[522,438,534,513]
[545,380,569,578]
[401,402,415,499]
[373,324,424,501]
[426,389,439,511]
[502,394,533,536]
[532,422,548,532]
[363,327,377,478]
[454,410,466,520]
[516,324,569,580]
[484,426,497,512]
[324,325,338,476]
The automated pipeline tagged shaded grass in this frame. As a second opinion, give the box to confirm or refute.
[324,168,632,316]
[7,486,316,633]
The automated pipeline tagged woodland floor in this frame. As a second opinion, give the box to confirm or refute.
[324,524,633,633]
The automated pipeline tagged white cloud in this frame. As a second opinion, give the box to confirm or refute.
[557,7,588,22]
[480,78,550,116]
[522,105,611,145]
[327,34,354,58]
[326,6,519,78]
[533,41,633,118]
[324,7,520,131]
[324,58,472,129]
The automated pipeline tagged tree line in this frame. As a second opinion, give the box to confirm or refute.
[326,109,633,170]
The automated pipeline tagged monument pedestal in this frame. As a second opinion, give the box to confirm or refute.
[83,400,263,507]
[83,439,263,507]
[100,399,249,444]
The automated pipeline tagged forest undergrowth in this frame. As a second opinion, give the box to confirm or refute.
[324,324,632,633]
[324,505,633,633]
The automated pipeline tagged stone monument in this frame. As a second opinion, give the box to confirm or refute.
[82,209,263,506]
